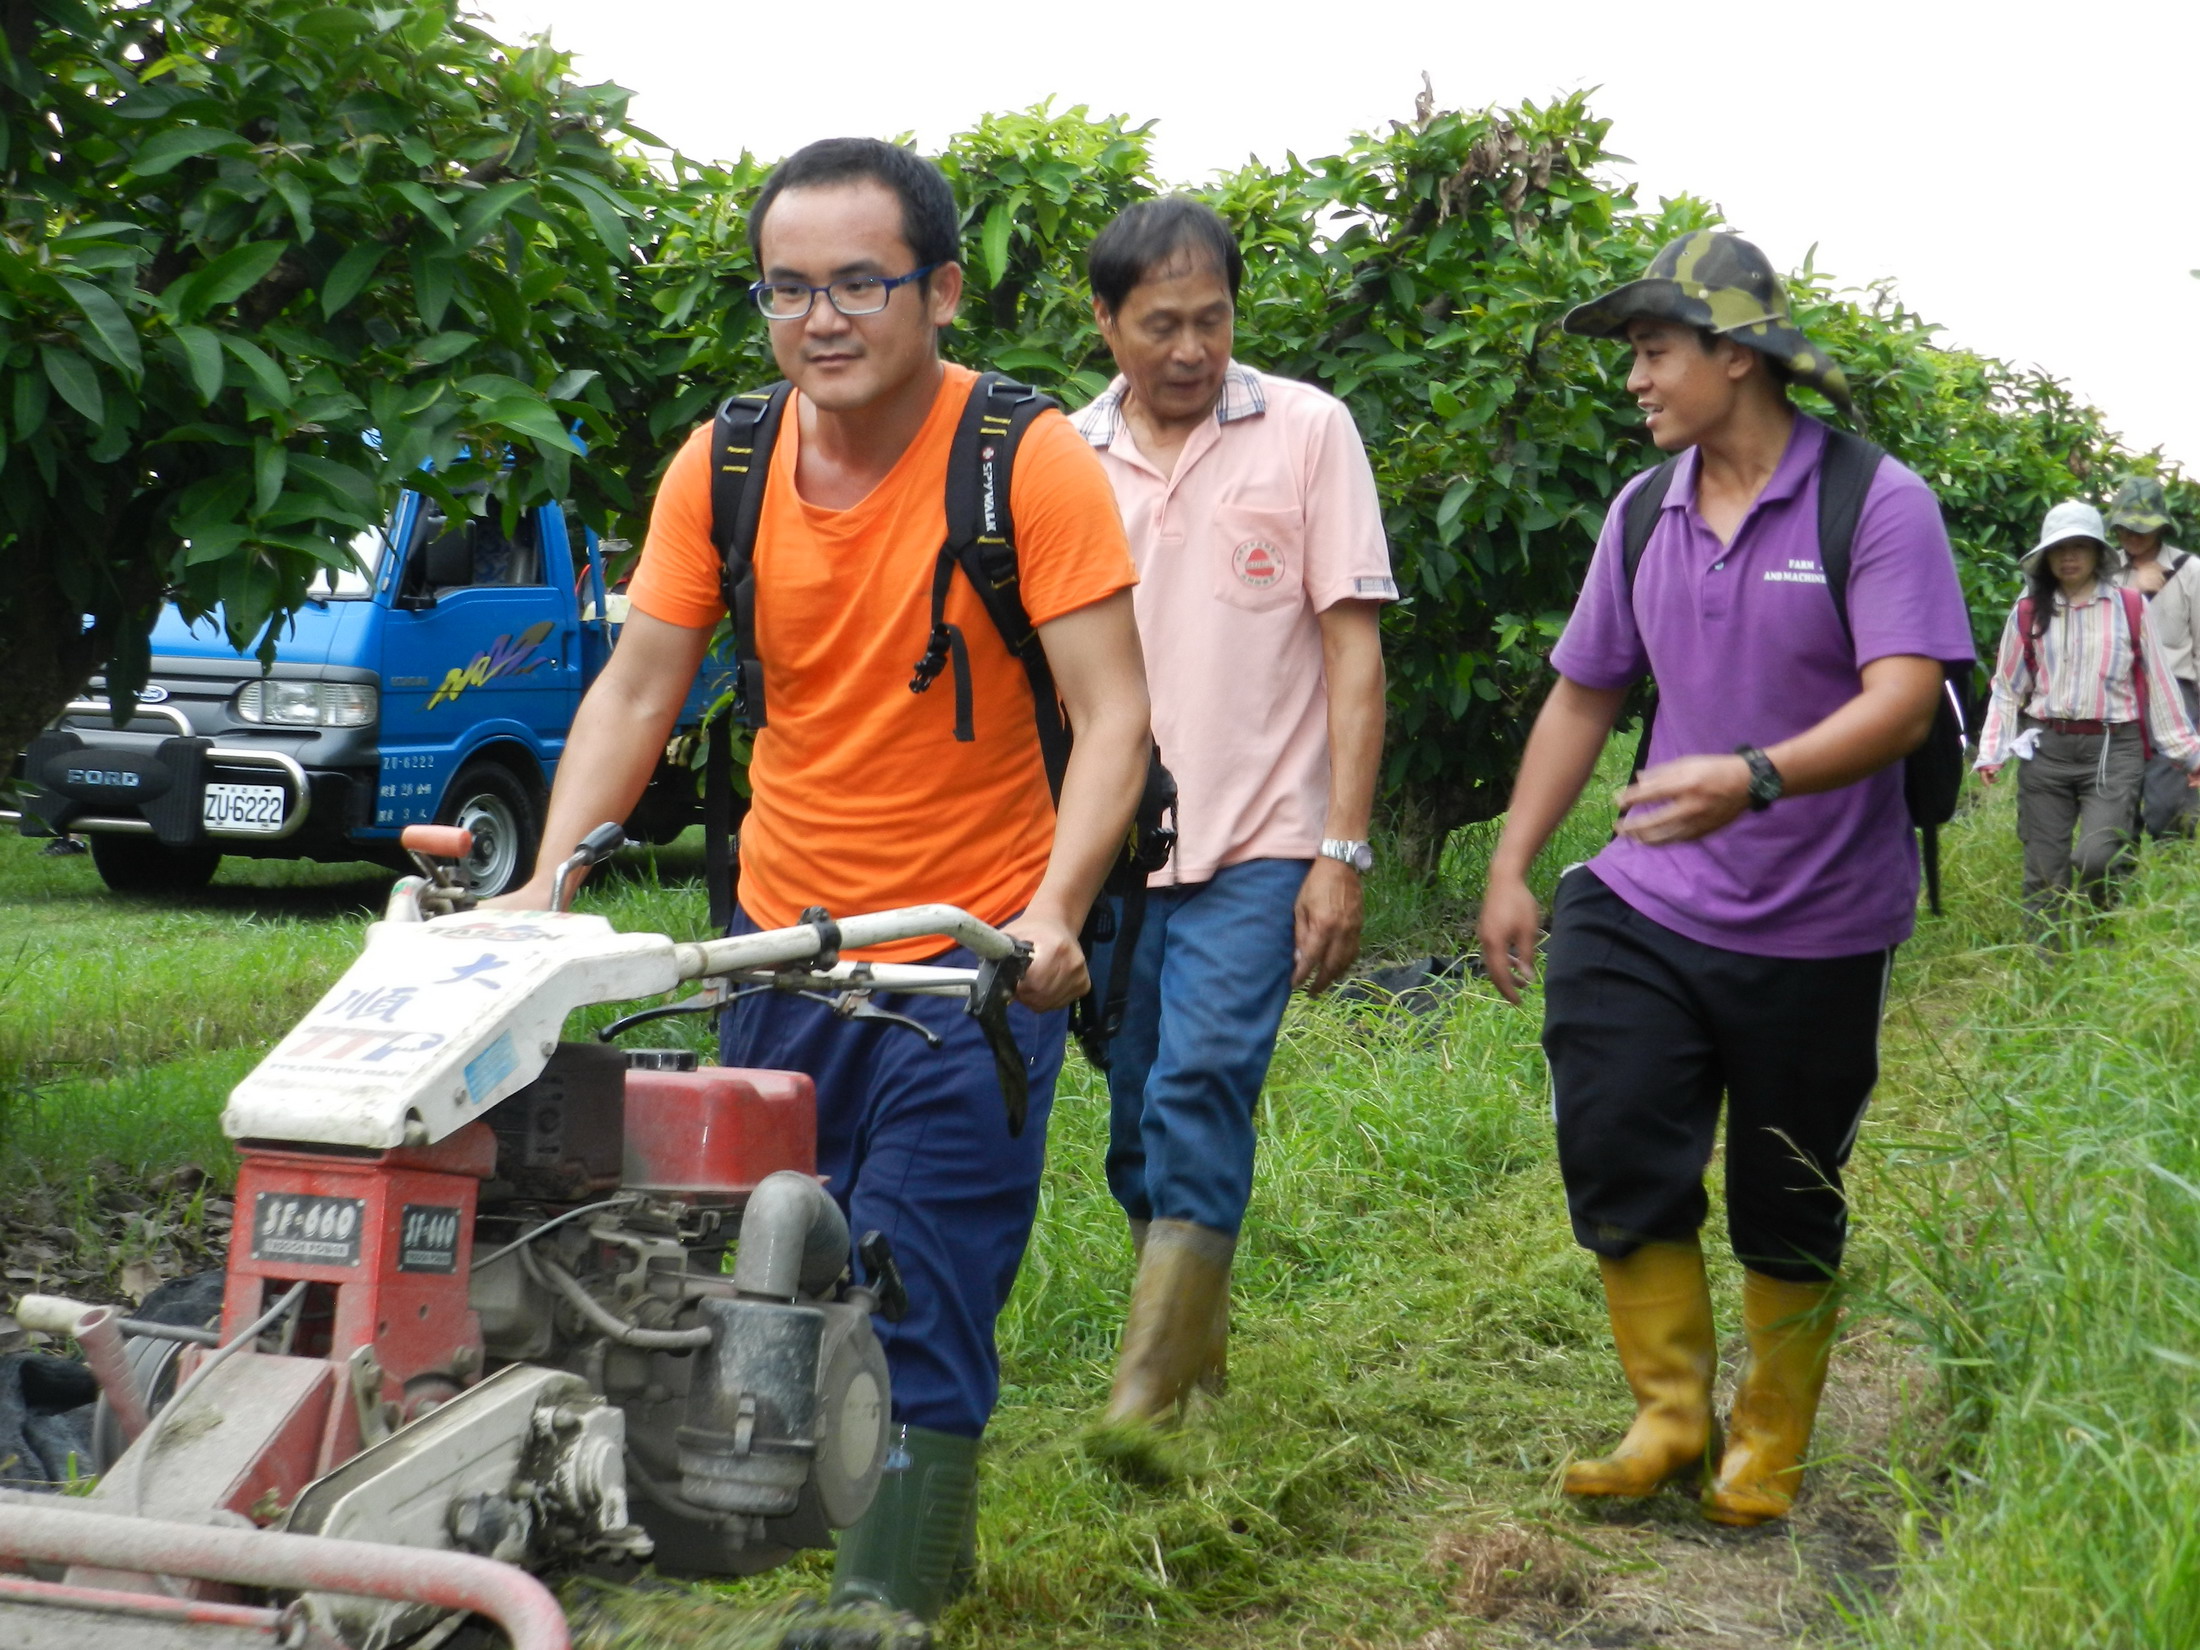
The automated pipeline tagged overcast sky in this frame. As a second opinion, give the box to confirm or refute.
[477,0,2197,470]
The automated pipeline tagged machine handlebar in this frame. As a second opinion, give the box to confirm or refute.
[672,903,1022,981]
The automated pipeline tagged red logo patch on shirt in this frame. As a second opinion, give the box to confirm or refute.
[1234,539,1284,588]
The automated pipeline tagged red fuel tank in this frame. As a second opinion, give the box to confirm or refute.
[621,1057,816,1204]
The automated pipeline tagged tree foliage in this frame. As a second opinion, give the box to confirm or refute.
[0,0,661,757]
[11,0,2188,870]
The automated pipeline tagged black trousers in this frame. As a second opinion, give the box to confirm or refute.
[1541,870,1892,1283]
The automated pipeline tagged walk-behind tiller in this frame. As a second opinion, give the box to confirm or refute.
[0,823,1035,1649]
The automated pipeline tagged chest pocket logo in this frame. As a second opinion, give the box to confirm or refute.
[1234,539,1285,588]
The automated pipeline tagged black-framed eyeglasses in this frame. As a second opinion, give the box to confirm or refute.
[749,265,939,321]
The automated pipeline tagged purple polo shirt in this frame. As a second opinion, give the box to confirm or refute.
[1550,415,1975,959]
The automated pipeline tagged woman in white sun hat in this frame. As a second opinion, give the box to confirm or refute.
[1976,499,2200,931]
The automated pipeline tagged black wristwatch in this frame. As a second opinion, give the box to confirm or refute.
[1735,745,1784,811]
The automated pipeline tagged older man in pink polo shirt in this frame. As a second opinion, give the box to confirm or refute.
[1072,197,1396,1447]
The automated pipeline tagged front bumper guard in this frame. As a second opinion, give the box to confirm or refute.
[9,701,311,845]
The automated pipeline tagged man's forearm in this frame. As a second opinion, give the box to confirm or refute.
[1761,656,1941,796]
[510,613,714,902]
[1319,600,1386,840]
[1489,678,1629,879]
[1027,701,1146,931]
[533,686,678,877]
[1027,591,1151,934]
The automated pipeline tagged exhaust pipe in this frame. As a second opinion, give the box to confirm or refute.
[678,1172,853,1520]
[730,1171,849,1302]
[14,1296,149,1443]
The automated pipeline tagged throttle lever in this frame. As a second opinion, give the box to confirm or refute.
[799,990,943,1048]
[966,939,1034,1137]
[857,1231,909,1324]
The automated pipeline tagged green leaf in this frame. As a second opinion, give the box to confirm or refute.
[222,336,292,405]
[981,200,1014,289]
[547,368,599,401]
[56,278,143,381]
[320,243,386,320]
[453,181,534,250]
[270,172,315,242]
[183,525,250,564]
[410,331,478,367]
[391,183,457,240]
[475,394,581,451]
[183,241,287,317]
[253,441,288,517]
[130,125,250,176]
[1436,479,1473,531]
[413,249,456,331]
[171,324,226,403]
[287,453,379,515]
[41,346,105,424]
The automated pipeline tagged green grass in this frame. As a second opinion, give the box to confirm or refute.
[1855,815,2200,1647]
[11,769,2200,1646]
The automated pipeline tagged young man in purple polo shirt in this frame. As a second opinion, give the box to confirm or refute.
[1476,231,1974,1527]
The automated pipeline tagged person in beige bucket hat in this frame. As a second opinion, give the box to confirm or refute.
[1977,499,2200,932]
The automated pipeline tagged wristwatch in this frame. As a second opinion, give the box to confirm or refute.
[1319,838,1375,873]
[1734,745,1784,811]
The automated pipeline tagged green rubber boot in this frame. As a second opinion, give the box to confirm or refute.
[828,1423,982,1624]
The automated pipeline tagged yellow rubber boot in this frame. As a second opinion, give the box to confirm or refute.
[1564,1240,1718,1499]
[1704,1271,1836,1526]
[1100,1219,1234,1426]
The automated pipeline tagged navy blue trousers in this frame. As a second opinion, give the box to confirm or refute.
[1098,858,1305,1236]
[720,910,1065,1439]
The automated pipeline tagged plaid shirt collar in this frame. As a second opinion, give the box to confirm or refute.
[1077,361,1267,448]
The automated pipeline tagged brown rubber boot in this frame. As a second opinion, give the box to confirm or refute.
[1126,1217,1229,1397]
[1703,1271,1837,1526]
[1100,1218,1234,1426]
[1563,1240,1719,1499]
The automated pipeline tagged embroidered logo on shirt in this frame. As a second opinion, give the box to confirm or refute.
[1764,558,1827,586]
[1234,539,1284,588]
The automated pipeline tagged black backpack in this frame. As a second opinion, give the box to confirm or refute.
[702,370,1176,1067]
[1618,427,1970,914]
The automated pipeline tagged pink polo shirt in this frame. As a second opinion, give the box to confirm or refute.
[1075,364,1396,886]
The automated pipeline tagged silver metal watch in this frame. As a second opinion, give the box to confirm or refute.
[1319,838,1375,874]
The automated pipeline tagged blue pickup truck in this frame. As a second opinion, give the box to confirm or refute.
[12,490,728,896]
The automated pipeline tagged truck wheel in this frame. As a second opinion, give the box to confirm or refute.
[438,762,541,900]
[88,834,222,894]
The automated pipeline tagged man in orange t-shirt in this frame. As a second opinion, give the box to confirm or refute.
[496,139,1149,1622]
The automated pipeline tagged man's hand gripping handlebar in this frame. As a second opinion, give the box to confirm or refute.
[669,900,1037,1137]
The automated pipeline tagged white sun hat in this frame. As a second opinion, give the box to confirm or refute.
[2021,499,2119,573]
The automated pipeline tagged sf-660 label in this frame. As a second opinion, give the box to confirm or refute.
[251,1192,366,1267]
[398,1204,463,1273]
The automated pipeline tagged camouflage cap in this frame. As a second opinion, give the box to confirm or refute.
[2107,475,2174,536]
[1562,230,1856,422]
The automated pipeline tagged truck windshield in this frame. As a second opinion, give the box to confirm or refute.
[308,528,386,600]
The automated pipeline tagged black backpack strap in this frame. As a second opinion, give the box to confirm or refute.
[1619,457,1683,779]
[1620,456,1683,589]
[704,709,735,933]
[910,371,1072,797]
[710,382,793,731]
[1812,426,1886,646]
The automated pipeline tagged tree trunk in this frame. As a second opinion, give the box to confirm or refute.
[0,542,140,771]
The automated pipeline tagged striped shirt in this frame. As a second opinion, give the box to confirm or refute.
[1975,581,2200,767]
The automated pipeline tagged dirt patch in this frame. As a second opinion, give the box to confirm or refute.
[0,1161,230,1312]
[1427,1324,1928,1648]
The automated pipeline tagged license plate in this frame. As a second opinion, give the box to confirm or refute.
[204,783,286,833]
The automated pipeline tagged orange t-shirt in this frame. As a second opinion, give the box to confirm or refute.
[626,363,1137,961]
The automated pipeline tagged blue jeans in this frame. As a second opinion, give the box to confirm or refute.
[720,908,1066,1439]
[1099,858,1306,1236]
